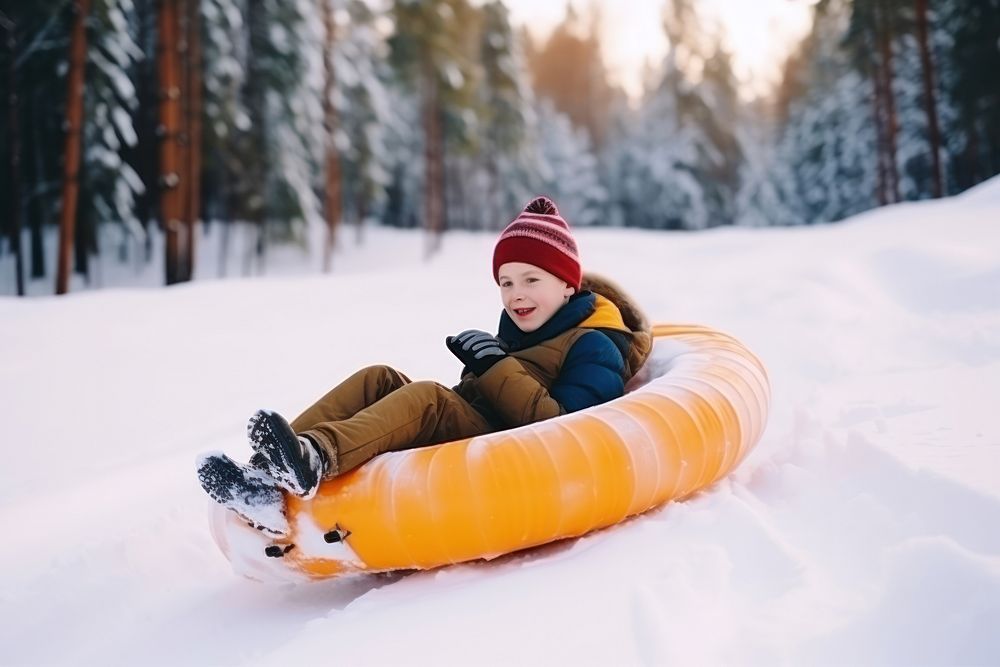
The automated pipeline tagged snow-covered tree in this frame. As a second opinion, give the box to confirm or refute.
[533,99,605,227]
[783,71,879,223]
[526,4,614,149]
[200,0,250,223]
[389,0,480,250]
[734,104,798,227]
[893,26,939,202]
[764,0,879,224]
[201,0,322,258]
[607,0,744,231]
[613,58,708,230]
[83,0,144,232]
[249,0,323,240]
[932,0,1000,193]
[473,0,536,228]
[333,0,392,237]
[682,50,745,225]
[0,2,71,280]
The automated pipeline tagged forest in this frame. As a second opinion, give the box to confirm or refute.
[1,0,998,295]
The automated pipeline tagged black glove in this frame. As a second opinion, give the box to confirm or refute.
[446,329,508,376]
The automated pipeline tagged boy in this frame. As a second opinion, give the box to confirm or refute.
[197,196,651,537]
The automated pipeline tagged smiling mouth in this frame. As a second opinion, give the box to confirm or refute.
[513,307,535,317]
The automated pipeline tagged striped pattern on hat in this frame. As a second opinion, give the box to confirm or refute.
[492,196,582,290]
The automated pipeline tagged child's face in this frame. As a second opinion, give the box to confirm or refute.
[498,262,575,333]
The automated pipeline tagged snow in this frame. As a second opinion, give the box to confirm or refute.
[1,178,999,664]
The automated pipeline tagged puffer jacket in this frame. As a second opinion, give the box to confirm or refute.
[453,273,652,429]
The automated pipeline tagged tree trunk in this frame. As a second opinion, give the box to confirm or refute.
[254,223,266,275]
[135,0,159,240]
[30,90,47,279]
[914,0,943,198]
[485,147,499,231]
[157,0,184,285]
[2,11,25,295]
[869,57,889,207]
[175,0,190,281]
[55,0,92,295]
[320,0,343,273]
[218,206,229,278]
[244,0,266,276]
[356,189,367,244]
[966,124,980,188]
[422,65,444,256]
[74,202,91,281]
[183,0,202,280]
[447,150,468,231]
[876,0,900,203]
[176,0,189,281]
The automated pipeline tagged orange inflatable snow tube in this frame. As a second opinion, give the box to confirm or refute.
[209,324,770,582]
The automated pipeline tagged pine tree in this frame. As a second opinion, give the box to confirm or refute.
[181,0,203,280]
[1,9,25,295]
[533,100,605,227]
[438,1,484,232]
[240,0,323,271]
[610,0,744,230]
[475,0,536,228]
[526,4,613,149]
[157,0,185,284]
[892,22,939,202]
[38,0,146,290]
[845,0,942,203]
[845,0,907,205]
[199,0,324,275]
[320,0,343,271]
[56,0,92,294]
[334,0,393,242]
[382,84,424,231]
[85,0,145,255]
[200,0,248,235]
[2,3,69,282]
[934,0,1000,191]
[683,44,744,225]
[618,53,707,229]
[773,0,879,223]
[913,0,943,197]
[131,0,158,248]
[389,0,479,252]
[735,103,798,227]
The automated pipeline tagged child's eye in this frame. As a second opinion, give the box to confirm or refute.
[501,281,512,288]
[527,278,538,283]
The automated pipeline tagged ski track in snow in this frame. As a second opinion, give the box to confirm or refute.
[1,178,999,665]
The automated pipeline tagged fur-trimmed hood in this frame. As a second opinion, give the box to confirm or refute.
[579,272,653,381]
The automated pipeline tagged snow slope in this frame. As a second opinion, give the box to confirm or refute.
[1,180,999,665]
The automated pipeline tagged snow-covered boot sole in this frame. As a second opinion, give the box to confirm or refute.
[247,409,323,499]
[196,453,289,538]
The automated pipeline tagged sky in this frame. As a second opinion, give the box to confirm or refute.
[503,0,817,100]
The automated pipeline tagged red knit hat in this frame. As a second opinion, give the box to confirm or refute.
[492,196,582,290]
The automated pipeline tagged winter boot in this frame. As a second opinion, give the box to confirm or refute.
[196,453,290,538]
[247,409,327,499]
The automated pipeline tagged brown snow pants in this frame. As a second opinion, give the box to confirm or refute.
[290,365,493,478]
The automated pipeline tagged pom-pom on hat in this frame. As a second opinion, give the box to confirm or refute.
[492,196,582,290]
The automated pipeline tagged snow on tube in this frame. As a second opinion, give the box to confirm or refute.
[209,324,770,582]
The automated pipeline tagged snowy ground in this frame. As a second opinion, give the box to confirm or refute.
[1,181,999,665]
